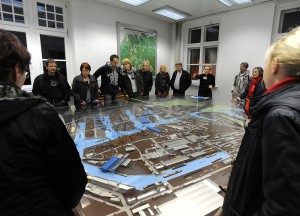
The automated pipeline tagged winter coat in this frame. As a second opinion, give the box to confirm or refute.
[32,72,71,104]
[0,82,87,216]
[170,70,192,94]
[71,74,100,105]
[195,73,215,98]
[119,70,143,98]
[232,70,250,99]
[223,80,300,216]
[239,78,266,117]
[93,63,121,95]
[155,72,170,95]
[137,69,153,95]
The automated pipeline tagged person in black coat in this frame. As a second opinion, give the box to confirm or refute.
[0,29,87,216]
[72,62,100,105]
[232,66,266,118]
[155,64,170,97]
[32,58,71,107]
[222,26,300,216]
[137,60,153,96]
[170,62,192,96]
[193,65,215,98]
[119,58,143,99]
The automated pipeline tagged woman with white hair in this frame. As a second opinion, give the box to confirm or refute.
[232,66,266,118]
[223,26,300,216]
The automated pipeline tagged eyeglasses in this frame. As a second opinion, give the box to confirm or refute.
[25,71,30,79]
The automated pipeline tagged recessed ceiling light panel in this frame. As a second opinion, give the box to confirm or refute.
[153,6,190,21]
[218,0,252,7]
[119,0,151,6]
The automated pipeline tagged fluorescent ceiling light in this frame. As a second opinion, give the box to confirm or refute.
[218,0,252,7]
[119,0,151,6]
[153,6,190,21]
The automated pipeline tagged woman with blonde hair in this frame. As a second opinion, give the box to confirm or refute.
[119,58,143,98]
[223,26,300,215]
[155,64,170,97]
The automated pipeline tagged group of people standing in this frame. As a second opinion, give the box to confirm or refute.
[2,25,300,216]
[31,54,200,107]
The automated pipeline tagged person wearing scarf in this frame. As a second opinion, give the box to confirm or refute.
[233,67,266,118]
[223,26,300,216]
[119,58,143,99]
[155,64,170,97]
[0,29,87,216]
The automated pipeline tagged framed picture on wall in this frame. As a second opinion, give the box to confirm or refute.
[117,22,157,76]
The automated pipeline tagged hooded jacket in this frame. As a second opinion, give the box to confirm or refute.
[223,80,300,216]
[0,82,87,216]
[93,63,121,95]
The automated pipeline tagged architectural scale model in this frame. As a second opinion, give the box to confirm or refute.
[59,97,246,216]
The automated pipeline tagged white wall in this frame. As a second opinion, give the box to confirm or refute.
[68,0,172,80]
[181,3,275,103]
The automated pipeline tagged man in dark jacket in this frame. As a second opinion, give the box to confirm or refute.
[137,61,153,96]
[32,58,71,107]
[72,62,100,105]
[0,29,87,216]
[170,62,192,96]
[93,54,121,101]
[223,26,300,216]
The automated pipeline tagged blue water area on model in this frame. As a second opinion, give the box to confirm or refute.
[81,151,229,190]
[139,117,151,124]
[75,108,233,190]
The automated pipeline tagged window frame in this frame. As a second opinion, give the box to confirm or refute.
[0,0,29,27]
[271,1,300,43]
[33,0,67,33]
[183,22,220,85]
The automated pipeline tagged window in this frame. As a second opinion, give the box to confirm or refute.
[205,25,219,42]
[188,28,201,44]
[272,1,300,42]
[278,8,300,33]
[40,35,67,78]
[0,0,25,24]
[186,24,219,79]
[8,30,31,85]
[204,46,218,76]
[37,2,64,30]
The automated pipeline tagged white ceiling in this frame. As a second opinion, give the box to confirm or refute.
[91,0,285,23]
